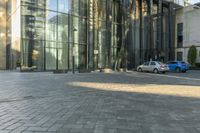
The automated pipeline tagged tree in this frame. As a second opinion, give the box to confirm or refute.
[187,45,197,66]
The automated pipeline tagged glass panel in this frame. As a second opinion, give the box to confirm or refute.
[58,43,68,69]
[72,0,79,15]
[57,13,68,42]
[79,44,87,69]
[32,40,44,70]
[79,0,87,17]
[46,0,57,11]
[98,21,107,68]
[58,0,71,13]
[21,6,45,40]
[79,18,87,44]
[21,0,45,8]
[68,43,79,69]
[97,0,107,20]
[46,11,57,41]
[72,16,79,44]
[21,39,44,70]
[45,42,57,70]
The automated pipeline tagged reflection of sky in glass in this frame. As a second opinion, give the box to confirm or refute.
[190,0,200,4]
[47,0,57,11]
[46,0,71,13]
[58,0,71,13]
[46,0,72,21]
[47,11,57,20]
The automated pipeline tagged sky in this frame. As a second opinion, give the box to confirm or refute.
[190,0,200,4]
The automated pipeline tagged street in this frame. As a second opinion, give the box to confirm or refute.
[0,71,200,133]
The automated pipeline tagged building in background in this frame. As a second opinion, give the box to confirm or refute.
[175,3,200,63]
[2,0,182,71]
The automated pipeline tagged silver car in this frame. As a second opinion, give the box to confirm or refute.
[137,61,169,74]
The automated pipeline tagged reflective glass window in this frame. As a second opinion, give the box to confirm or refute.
[46,0,57,11]
[58,0,71,13]
[46,11,57,41]
[58,13,68,42]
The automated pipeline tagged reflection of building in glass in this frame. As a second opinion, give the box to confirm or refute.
[0,0,6,69]
[3,0,182,71]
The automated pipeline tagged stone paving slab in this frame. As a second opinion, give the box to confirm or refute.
[0,71,200,133]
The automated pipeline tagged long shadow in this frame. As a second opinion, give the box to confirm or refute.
[62,72,200,87]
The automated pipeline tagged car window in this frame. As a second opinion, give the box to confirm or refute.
[150,62,156,65]
[143,62,149,66]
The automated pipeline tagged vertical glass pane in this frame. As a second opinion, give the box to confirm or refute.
[79,18,87,44]
[58,43,68,69]
[72,0,79,15]
[32,41,44,70]
[98,21,107,68]
[21,0,45,9]
[58,13,68,42]
[46,11,57,41]
[73,16,79,44]
[46,0,57,11]
[79,0,87,17]
[79,45,87,69]
[97,0,107,20]
[22,6,45,40]
[21,39,44,70]
[45,42,57,70]
[58,0,71,13]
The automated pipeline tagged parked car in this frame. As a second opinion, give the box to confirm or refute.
[137,61,169,74]
[166,61,189,72]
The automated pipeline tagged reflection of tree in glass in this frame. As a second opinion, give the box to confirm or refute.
[114,0,136,71]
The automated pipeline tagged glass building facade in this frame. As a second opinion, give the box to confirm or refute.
[5,0,179,71]
[0,0,7,69]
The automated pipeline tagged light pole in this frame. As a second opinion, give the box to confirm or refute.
[72,27,77,74]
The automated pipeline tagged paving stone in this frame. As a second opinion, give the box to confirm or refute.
[26,127,48,132]
[0,130,11,133]
[48,124,63,132]
[9,126,28,133]
[0,71,200,133]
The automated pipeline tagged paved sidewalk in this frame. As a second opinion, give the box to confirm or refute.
[0,71,200,133]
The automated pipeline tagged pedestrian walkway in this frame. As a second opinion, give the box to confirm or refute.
[0,72,200,133]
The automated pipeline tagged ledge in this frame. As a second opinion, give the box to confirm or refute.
[53,70,68,74]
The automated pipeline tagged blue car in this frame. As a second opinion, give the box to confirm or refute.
[167,61,189,72]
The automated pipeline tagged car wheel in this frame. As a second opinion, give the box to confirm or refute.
[138,68,142,72]
[175,67,181,73]
[162,71,166,74]
[153,68,159,74]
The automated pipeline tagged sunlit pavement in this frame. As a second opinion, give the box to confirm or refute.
[0,71,200,133]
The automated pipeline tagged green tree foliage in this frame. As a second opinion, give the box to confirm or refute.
[187,45,197,66]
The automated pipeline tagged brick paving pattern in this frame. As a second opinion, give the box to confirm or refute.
[0,71,200,133]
